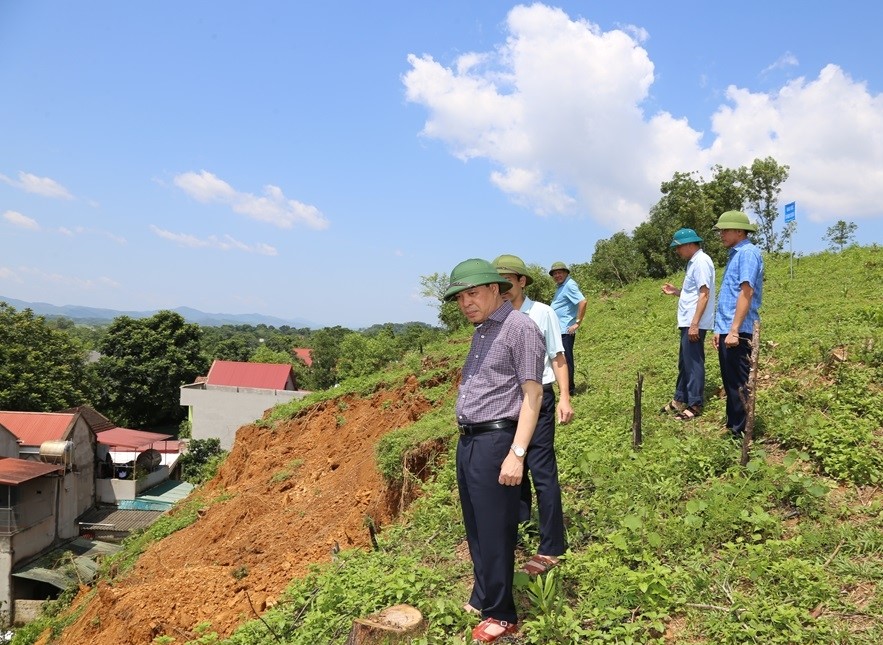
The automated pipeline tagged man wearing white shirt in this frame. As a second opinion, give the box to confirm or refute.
[495,254,573,575]
[660,229,716,420]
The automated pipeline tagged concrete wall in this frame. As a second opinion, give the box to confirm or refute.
[181,384,308,450]
[96,466,171,504]
[66,417,97,517]
[0,428,19,458]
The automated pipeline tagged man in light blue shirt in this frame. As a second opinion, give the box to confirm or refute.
[661,228,716,420]
[549,261,586,396]
[712,211,764,439]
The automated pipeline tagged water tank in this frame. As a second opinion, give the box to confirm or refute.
[39,440,73,465]
[136,449,162,471]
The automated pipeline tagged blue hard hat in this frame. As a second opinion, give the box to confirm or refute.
[670,228,703,247]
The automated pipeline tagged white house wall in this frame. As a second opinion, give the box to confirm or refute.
[180,384,307,450]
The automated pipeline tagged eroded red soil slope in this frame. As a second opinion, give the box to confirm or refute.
[49,375,434,645]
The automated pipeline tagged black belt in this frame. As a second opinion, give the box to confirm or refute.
[543,383,554,392]
[458,419,516,436]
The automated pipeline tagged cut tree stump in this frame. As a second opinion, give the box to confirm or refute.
[345,604,424,645]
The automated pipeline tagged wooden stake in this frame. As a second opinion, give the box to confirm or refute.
[632,372,644,449]
[740,322,761,466]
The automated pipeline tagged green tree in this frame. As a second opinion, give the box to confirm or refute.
[250,344,294,365]
[308,326,352,389]
[589,232,647,287]
[0,303,97,411]
[633,171,714,278]
[745,156,790,253]
[823,220,858,251]
[179,437,226,484]
[94,311,208,428]
[420,272,467,332]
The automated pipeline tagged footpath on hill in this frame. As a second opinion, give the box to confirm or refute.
[46,375,435,645]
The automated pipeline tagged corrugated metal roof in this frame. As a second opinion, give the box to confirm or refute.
[206,360,294,389]
[0,411,76,446]
[97,427,174,450]
[293,347,313,367]
[140,479,194,505]
[12,538,121,589]
[60,406,116,432]
[77,507,164,532]
[0,457,63,485]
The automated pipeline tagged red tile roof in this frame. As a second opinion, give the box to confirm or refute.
[205,360,295,390]
[0,457,63,485]
[293,347,313,367]
[97,428,175,450]
[0,411,76,446]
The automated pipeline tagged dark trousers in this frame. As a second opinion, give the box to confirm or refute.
[520,386,567,556]
[674,328,707,408]
[561,333,576,395]
[717,332,752,436]
[457,429,520,623]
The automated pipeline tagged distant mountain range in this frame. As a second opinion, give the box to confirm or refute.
[0,295,317,328]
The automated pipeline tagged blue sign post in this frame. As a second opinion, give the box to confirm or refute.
[784,202,796,278]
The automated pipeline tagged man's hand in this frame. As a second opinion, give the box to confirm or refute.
[661,282,679,296]
[498,452,524,486]
[724,331,740,348]
[713,334,720,350]
[557,399,573,424]
[688,323,700,342]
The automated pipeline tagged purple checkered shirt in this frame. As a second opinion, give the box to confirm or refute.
[455,300,545,425]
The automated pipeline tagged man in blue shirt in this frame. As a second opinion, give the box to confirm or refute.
[549,261,586,396]
[712,211,764,439]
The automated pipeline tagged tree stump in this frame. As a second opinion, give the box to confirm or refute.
[345,604,424,645]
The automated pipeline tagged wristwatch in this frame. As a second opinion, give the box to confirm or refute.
[511,444,526,458]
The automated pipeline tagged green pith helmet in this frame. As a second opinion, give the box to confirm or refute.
[443,258,513,302]
[713,210,758,232]
[548,261,570,276]
[493,254,534,286]
[670,228,703,247]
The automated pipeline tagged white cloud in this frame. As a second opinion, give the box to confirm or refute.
[17,266,111,290]
[149,225,278,256]
[0,266,21,281]
[0,172,74,200]
[173,170,329,230]
[762,51,799,75]
[404,3,883,228]
[3,210,40,230]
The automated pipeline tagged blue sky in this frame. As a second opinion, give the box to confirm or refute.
[2,1,881,329]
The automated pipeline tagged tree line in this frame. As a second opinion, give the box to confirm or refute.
[422,156,862,331]
[0,303,443,431]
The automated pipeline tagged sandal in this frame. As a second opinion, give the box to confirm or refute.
[472,617,518,643]
[660,400,685,415]
[521,554,558,576]
[675,405,702,421]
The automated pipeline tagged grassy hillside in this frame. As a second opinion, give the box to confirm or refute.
[20,246,883,644]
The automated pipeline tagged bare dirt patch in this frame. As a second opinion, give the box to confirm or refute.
[49,375,437,645]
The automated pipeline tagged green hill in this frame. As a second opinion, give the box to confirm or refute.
[258,245,883,644]
[21,246,883,644]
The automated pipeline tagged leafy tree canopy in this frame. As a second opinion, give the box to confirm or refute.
[0,302,97,411]
[95,311,208,428]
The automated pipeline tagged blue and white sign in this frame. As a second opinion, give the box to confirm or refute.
[784,201,796,223]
